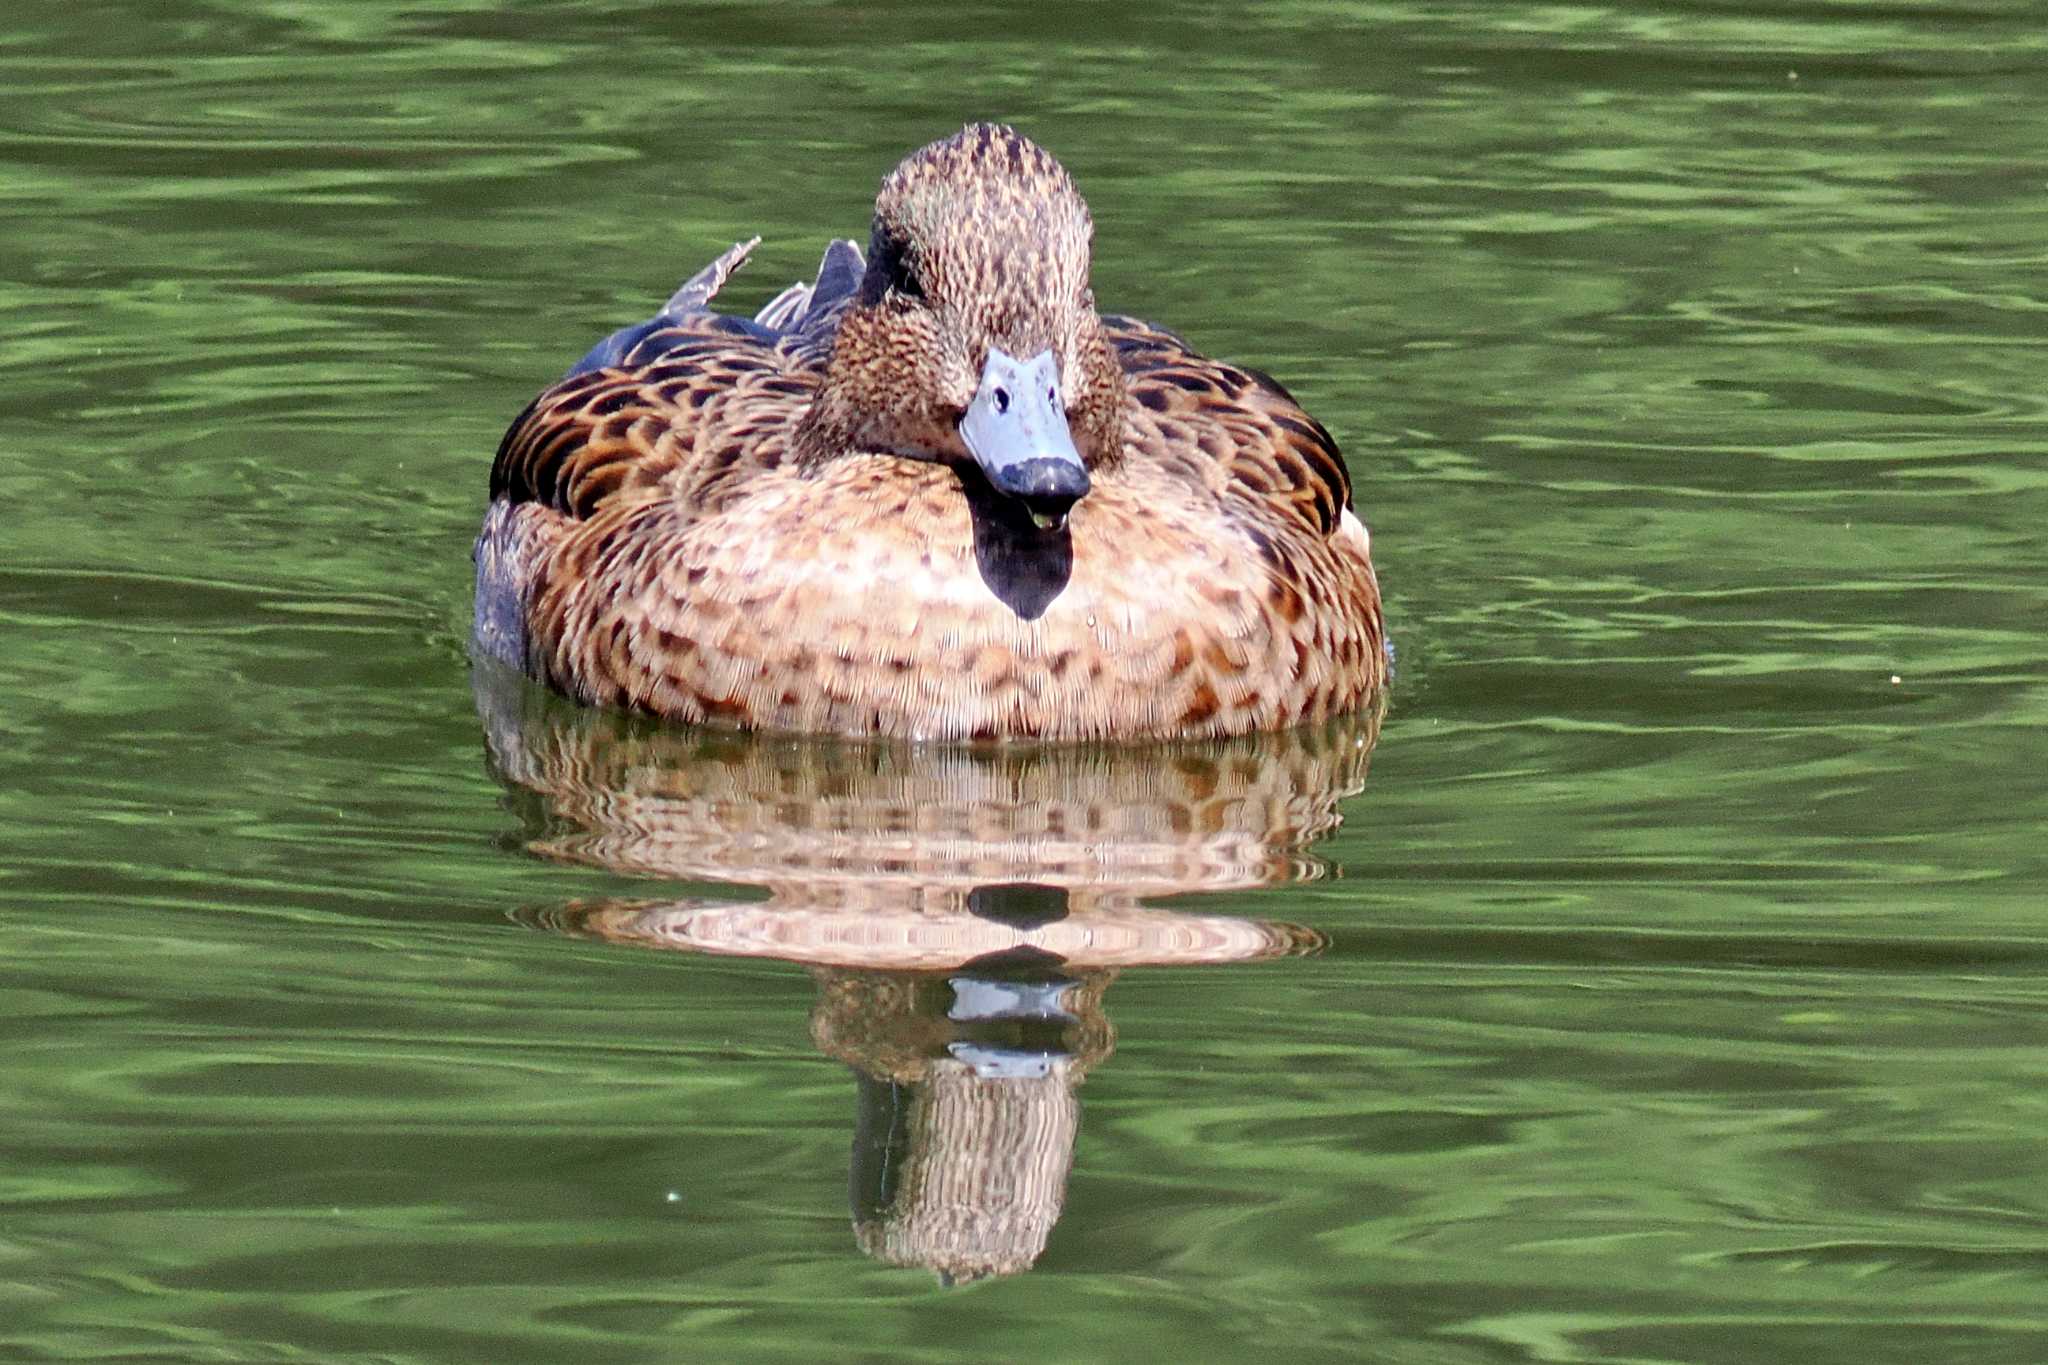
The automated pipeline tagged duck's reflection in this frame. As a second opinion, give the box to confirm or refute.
[476,660,1378,1282]
[824,958,1106,1283]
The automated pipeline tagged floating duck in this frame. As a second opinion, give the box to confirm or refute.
[475,123,1387,739]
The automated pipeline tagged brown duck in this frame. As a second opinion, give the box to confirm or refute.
[475,123,1387,740]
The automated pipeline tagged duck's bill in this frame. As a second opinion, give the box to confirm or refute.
[960,346,1090,530]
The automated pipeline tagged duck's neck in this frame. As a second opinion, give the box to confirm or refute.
[792,391,854,472]
[1066,322,1128,473]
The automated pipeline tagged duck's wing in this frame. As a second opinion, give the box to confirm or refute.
[1105,314,1353,538]
[488,330,815,522]
[490,240,864,523]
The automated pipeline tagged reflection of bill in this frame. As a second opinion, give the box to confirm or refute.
[476,660,1381,1280]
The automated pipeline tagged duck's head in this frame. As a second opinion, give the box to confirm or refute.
[798,124,1126,531]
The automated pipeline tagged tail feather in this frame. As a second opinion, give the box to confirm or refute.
[752,238,865,333]
[809,238,864,315]
[562,235,864,379]
[753,280,814,331]
[661,235,762,317]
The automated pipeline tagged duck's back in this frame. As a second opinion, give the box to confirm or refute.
[486,238,858,532]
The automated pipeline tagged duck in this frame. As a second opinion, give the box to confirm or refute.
[474,123,1387,741]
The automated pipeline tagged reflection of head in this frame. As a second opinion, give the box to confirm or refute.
[852,1063,1076,1284]
[817,968,1114,1283]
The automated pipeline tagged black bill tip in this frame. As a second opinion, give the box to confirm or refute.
[991,456,1090,530]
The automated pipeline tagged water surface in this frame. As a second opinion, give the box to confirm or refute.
[4,2,2047,1361]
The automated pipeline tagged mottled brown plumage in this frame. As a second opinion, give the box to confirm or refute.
[476,123,1386,739]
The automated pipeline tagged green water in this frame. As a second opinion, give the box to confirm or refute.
[6,1,2047,1360]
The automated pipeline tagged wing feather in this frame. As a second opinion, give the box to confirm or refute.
[490,327,817,523]
[1106,314,1352,537]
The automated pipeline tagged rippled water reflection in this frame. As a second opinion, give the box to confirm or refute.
[5,0,2047,1360]
[481,662,1375,1280]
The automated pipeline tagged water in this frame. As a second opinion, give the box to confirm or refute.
[5,1,2047,1360]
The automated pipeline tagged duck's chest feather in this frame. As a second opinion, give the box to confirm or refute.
[510,457,1381,741]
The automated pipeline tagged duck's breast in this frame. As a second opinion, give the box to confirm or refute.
[528,456,1380,739]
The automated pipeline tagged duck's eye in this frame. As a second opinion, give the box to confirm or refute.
[1048,385,1059,408]
[993,387,1010,414]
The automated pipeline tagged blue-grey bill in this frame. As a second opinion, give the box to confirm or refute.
[959,347,1089,528]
